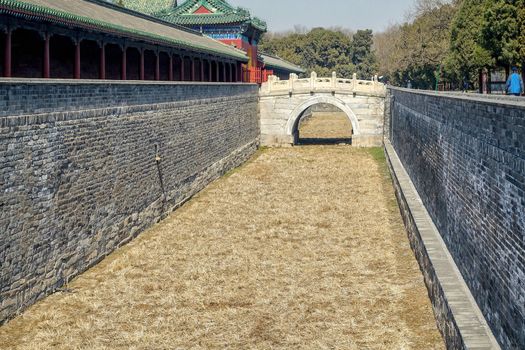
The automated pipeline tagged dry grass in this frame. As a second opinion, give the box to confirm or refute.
[299,112,353,140]
[0,144,444,349]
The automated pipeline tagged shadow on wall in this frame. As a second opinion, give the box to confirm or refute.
[295,103,353,145]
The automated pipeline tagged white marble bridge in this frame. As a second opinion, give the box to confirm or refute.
[259,72,387,146]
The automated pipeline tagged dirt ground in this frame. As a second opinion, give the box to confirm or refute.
[0,137,444,349]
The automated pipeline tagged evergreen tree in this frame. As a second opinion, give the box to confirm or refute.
[444,0,492,86]
[519,0,525,63]
[259,28,359,78]
[352,29,378,79]
[481,0,522,71]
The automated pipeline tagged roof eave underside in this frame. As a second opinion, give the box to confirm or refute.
[262,55,305,74]
[165,16,266,32]
[266,64,305,74]
[0,0,249,61]
[161,0,267,32]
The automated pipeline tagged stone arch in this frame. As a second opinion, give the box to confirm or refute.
[286,95,361,139]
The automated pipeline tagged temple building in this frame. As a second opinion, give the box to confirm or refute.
[120,0,305,82]
[0,0,300,82]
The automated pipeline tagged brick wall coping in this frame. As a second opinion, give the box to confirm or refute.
[388,86,525,108]
[0,78,257,87]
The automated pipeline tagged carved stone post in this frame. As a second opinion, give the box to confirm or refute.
[331,71,337,89]
[352,73,357,90]
[288,73,296,91]
[310,71,317,91]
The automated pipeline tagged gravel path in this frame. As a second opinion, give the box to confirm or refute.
[0,146,444,349]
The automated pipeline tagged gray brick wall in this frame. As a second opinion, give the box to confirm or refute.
[387,88,525,349]
[0,80,259,323]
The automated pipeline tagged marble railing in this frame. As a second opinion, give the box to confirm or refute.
[261,72,386,96]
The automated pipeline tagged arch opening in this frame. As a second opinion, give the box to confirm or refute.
[286,96,360,146]
[294,104,353,145]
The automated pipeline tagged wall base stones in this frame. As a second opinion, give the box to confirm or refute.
[0,80,259,324]
[386,141,500,350]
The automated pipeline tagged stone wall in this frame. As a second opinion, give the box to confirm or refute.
[0,79,259,323]
[386,87,524,349]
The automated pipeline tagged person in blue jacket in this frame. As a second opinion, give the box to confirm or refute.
[506,66,524,96]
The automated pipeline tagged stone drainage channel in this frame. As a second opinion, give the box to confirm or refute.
[0,145,444,349]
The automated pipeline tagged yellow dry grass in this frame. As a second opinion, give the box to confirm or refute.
[0,145,444,349]
[299,111,353,140]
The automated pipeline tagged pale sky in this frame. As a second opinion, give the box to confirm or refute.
[228,0,416,33]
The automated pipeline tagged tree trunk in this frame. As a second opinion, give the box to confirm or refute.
[478,69,483,94]
[487,67,492,94]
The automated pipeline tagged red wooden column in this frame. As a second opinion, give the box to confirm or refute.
[99,43,106,80]
[200,58,205,82]
[222,62,226,82]
[229,63,233,82]
[208,60,212,82]
[180,55,185,81]
[139,49,145,80]
[43,33,51,78]
[216,61,220,82]
[232,63,237,83]
[237,62,243,82]
[74,40,81,79]
[168,54,173,81]
[121,47,127,80]
[191,57,195,81]
[155,52,160,81]
[4,29,12,78]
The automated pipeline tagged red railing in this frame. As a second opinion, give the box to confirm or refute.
[243,67,273,84]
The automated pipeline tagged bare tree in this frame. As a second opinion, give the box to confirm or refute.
[407,0,455,20]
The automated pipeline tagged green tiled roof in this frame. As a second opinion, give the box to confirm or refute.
[120,0,176,15]
[156,0,267,32]
[261,54,305,74]
[172,0,235,15]
[0,0,248,61]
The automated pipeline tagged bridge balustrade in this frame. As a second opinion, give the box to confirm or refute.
[262,71,386,96]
